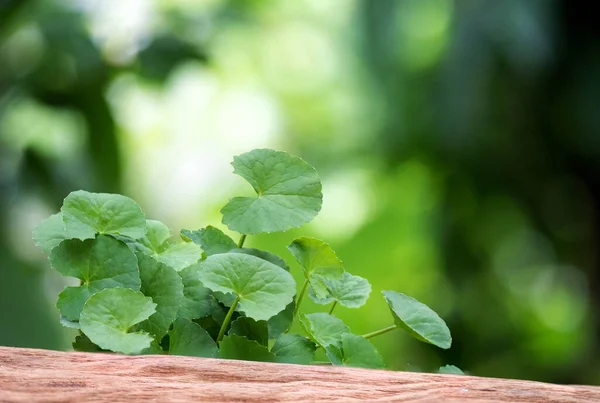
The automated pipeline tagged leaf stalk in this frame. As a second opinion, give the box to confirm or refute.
[292,279,310,321]
[361,324,397,339]
[237,234,247,248]
[328,300,337,315]
[217,295,240,344]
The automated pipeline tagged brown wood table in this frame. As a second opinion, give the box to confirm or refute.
[1,346,599,402]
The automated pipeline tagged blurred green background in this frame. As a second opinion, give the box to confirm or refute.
[1,0,599,385]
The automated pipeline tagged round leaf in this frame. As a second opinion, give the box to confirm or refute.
[139,220,171,253]
[310,272,371,308]
[50,235,140,320]
[383,290,452,349]
[220,149,323,234]
[271,333,316,365]
[177,263,214,320]
[267,300,295,340]
[137,253,184,339]
[300,313,349,349]
[155,242,203,271]
[219,334,276,362]
[341,333,385,369]
[169,318,218,358]
[79,288,156,354]
[229,317,268,346]
[230,248,290,271]
[181,226,236,256]
[287,237,344,299]
[61,190,146,240]
[439,365,465,375]
[33,212,69,253]
[198,253,296,321]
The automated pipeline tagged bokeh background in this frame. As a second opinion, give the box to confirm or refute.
[1,0,599,385]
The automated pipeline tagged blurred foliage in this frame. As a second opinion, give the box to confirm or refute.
[1,0,599,385]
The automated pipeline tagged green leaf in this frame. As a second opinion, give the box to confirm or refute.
[137,253,184,339]
[168,318,218,358]
[198,253,296,321]
[301,313,349,349]
[155,242,203,271]
[178,263,215,320]
[230,248,290,271]
[340,333,385,369]
[309,272,371,308]
[383,290,452,349]
[60,316,80,329]
[33,213,69,253]
[267,300,295,340]
[229,317,268,346]
[271,333,316,365]
[324,344,343,365]
[50,235,140,320]
[139,220,171,253]
[220,149,323,234]
[219,334,276,362]
[72,332,104,352]
[438,365,464,375]
[79,288,156,354]
[181,226,236,256]
[61,190,146,240]
[287,237,344,299]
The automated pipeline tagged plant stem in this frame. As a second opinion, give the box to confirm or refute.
[217,295,240,344]
[361,324,398,339]
[328,300,337,315]
[292,279,310,320]
[237,234,247,248]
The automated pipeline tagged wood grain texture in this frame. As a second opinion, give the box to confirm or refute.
[1,346,599,402]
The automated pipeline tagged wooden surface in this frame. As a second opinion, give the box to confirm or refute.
[1,347,599,402]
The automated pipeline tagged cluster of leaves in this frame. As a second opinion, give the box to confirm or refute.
[33,149,455,370]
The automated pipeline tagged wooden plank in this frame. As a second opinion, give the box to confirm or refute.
[1,346,599,402]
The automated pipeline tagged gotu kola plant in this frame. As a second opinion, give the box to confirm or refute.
[33,148,455,370]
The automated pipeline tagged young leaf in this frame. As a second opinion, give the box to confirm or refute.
[220,149,323,234]
[178,264,214,320]
[267,300,295,340]
[382,290,452,349]
[287,237,344,299]
[50,235,140,321]
[137,253,184,340]
[340,333,385,369]
[61,190,146,240]
[198,253,296,321]
[155,242,203,271]
[169,318,218,358]
[301,313,349,349]
[138,220,171,253]
[230,248,290,271]
[229,317,268,347]
[309,272,371,308]
[438,365,465,375]
[181,226,236,256]
[79,288,156,355]
[33,212,69,253]
[271,333,316,365]
[219,334,276,362]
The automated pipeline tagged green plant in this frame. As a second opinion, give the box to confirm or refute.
[33,148,454,370]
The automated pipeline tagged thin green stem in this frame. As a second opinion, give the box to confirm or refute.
[327,300,337,315]
[292,278,310,320]
[361,324,398,339]
[237,234,247,248]
[217,295,240,344]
